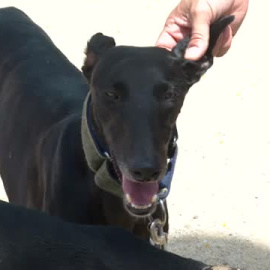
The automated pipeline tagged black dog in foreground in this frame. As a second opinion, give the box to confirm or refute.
[0,200,238,270]
[0,7,234,240]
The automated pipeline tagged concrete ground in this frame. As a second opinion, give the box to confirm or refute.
[0,1,269,269]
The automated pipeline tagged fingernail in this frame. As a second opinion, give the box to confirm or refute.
[184,46,201,60]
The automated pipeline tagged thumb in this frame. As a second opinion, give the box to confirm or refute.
[184,15,210,60]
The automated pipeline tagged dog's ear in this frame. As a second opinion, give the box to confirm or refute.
[172,15,235,86]
[82,33,116,81]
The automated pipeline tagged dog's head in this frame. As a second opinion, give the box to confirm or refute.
[82,16,234,217]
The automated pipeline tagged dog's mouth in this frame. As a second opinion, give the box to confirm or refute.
[123,177,158,217]
[111,156,159,217]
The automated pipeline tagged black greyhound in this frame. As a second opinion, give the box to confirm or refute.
[0,7,234,240]
[0,200,239,270]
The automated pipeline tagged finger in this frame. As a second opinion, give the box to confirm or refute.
[156,22,183,50]
[156,20,188,50]
[156,31,177,50]
[184,11,211,60]
[156,4,191,50]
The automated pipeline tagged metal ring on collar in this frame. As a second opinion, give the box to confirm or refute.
[148,198,168,249]
[149,219,168,247]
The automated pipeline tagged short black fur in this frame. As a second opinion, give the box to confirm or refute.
[0,199,235,270]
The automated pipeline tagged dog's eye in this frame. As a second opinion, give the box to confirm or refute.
[105,91,120,100]
[164,91,177,100]
[155,82,177,101]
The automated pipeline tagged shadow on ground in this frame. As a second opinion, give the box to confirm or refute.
[168,234,270,270]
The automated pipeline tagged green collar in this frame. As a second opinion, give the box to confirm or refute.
[81,92,123,198]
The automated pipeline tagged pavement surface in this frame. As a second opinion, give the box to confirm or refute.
[0,1,269,269]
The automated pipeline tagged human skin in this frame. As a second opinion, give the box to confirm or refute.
[156,0,249,60]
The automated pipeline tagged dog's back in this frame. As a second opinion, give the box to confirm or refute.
[0,7,141,228]
[0,7,88,206]
[0,199,214,270]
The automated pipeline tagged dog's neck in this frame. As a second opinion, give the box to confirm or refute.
[89,100,108,154]
[81,92,123,197]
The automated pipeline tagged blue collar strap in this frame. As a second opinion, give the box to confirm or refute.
[158,144,178,200]
[81,92,178,200]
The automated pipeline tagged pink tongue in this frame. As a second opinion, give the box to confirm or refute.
[122,177,158,206]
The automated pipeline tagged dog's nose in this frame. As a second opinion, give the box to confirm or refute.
[130,167,161,182]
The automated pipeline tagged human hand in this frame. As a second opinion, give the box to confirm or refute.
[156,0,248,60]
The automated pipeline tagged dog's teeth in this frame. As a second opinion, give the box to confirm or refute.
[131,203,152,210]
[151,195,157,203]
[125,194,132,203]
